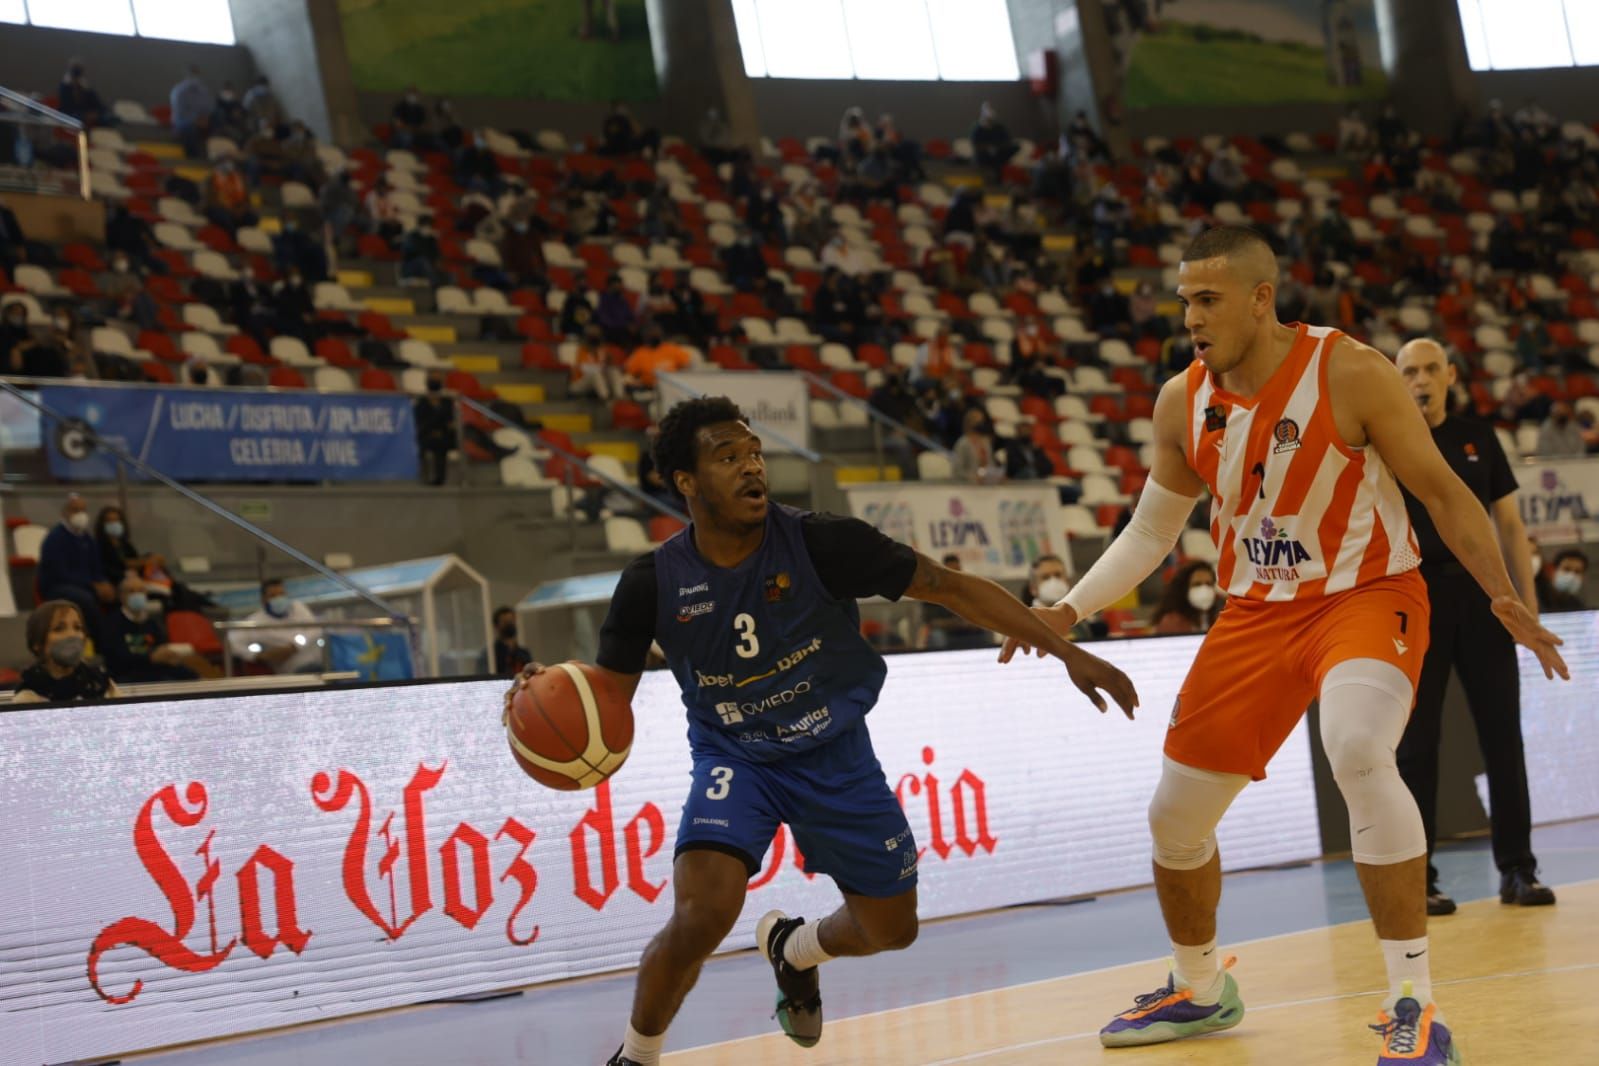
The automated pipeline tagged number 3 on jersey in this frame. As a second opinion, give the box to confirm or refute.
[706,766,734,800]
[733,612,760,658]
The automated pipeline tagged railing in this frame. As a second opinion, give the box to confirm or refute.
[0,379,404,619]
[798,369,954,480]
[459,396,689,547]
[0,86,89,201]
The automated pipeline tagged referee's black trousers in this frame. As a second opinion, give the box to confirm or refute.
[1396,565,1538,886]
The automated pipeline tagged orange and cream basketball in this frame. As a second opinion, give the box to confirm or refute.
[506,662,634,791]
[1184,322,1421,602]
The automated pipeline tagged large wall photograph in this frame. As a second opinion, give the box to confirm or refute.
[339,0,659,100]
[1108,0,1386,108]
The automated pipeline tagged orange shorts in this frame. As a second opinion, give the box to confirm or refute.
[1164,570,1430,781]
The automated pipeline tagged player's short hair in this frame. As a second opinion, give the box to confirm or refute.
[1181,225,1280,283]
[653,396,747,497]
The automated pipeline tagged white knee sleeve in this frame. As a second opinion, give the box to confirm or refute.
[1148,757,1251,871]
[1320,659,1427,866]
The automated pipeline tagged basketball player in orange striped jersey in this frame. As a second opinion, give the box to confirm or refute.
[1003,226,1568,1065]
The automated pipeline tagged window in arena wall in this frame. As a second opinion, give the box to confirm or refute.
[13,0,234,44]
[131,0,235,45]
[733,0,1020,81]
[1454,0,1586,71]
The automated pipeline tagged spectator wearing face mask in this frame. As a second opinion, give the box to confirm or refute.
[11,600,121,704]
[1539,548,1588,612]
[1024,554,1106,641]
[1536,402,1586,457]
[1151,560,1222,635]
[228,578,323,674]
[38,494,116,641]
[101,573,199,684]
[484,606,533,676]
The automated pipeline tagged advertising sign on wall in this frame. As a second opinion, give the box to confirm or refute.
[846,483,1077,580]
[41,385,419,483]
[0,637,1325,1065]
[1514,457,1598,545]
[657,371,812,454]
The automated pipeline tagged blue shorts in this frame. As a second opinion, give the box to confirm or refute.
[676,722,918,898]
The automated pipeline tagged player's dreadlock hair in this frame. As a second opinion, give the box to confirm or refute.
[653,395,747,499]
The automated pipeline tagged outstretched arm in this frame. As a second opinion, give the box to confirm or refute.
[903,552,1139,717]
[1332,338,1567,680]
[1001,376,1203,661]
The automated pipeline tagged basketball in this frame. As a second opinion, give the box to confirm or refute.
[505,662,634,791]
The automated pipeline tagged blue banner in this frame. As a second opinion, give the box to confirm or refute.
[41,385,420,482]
[326,630,415,681]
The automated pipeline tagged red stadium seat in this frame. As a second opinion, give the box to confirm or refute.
[359,368,397,391]
[165,611,223,658]
[521,343,560,371]
[649,515,686,542]
[269,367,307,389]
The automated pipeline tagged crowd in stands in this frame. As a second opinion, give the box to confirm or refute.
[4,57,1599,689]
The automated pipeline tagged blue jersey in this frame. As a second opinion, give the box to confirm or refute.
[653,505,891,761]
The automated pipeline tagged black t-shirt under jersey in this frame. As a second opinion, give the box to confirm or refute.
[597,512,918,674]
[1401,414,1517,568]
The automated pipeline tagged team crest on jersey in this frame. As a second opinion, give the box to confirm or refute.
[1239,515,1312,581]
[677,600,716,622]
[764,571,793,603]
[1204,404,1228,432]
[1272,417,1302,454]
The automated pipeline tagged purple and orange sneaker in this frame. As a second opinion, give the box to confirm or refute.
[1372,983,1463,1064]
[1099,958,1244,1047]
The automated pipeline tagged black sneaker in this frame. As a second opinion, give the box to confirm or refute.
[756,909,823,1047]
[604,1048,639,1066]
[1426,886,1457,916]
[1500,869,1556,906]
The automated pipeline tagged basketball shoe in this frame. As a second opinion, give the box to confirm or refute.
[1099,957,1244,1047]
[757,910,823,1047]
[1371,982,1462,1064]
[603,1049,640,1066]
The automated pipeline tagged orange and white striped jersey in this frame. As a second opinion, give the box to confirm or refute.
[1183,323,1420,602]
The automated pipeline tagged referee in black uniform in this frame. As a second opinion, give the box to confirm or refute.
[1393,339,1556,915]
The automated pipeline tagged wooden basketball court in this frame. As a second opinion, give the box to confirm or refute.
[668,880,1598,1064]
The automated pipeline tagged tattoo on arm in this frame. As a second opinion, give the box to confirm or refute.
[906,553,947,601]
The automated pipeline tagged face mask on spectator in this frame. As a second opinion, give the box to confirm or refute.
[126,592,149,616]
[1188,584,1218,611]
[426,379,443,393]
[105,520,125,538]
[55,314,71,330]
[68,512,90,532]
[1035,577,1070,607]
[267,594,291,616]
[48,635,86,668]
[1553,570,1583,595]
[498,622,517,639]
[112,257,130,273]
[1531,552,1543,571]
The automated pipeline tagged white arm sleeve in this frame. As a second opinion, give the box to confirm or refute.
[1060,478,1200,620]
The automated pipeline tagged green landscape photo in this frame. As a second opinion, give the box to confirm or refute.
[339,0,659,101]
[1125,21,1386,108]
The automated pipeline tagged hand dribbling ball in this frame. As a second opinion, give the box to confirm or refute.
[505,661,634,790]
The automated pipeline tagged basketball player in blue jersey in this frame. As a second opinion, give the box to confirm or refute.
[510,397,1139,1066]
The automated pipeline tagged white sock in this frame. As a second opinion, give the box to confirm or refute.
[621,1023,663,1066]
[1172,938,1224,1005]
[1379,937,1433,1010]
[782,919,834,971]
